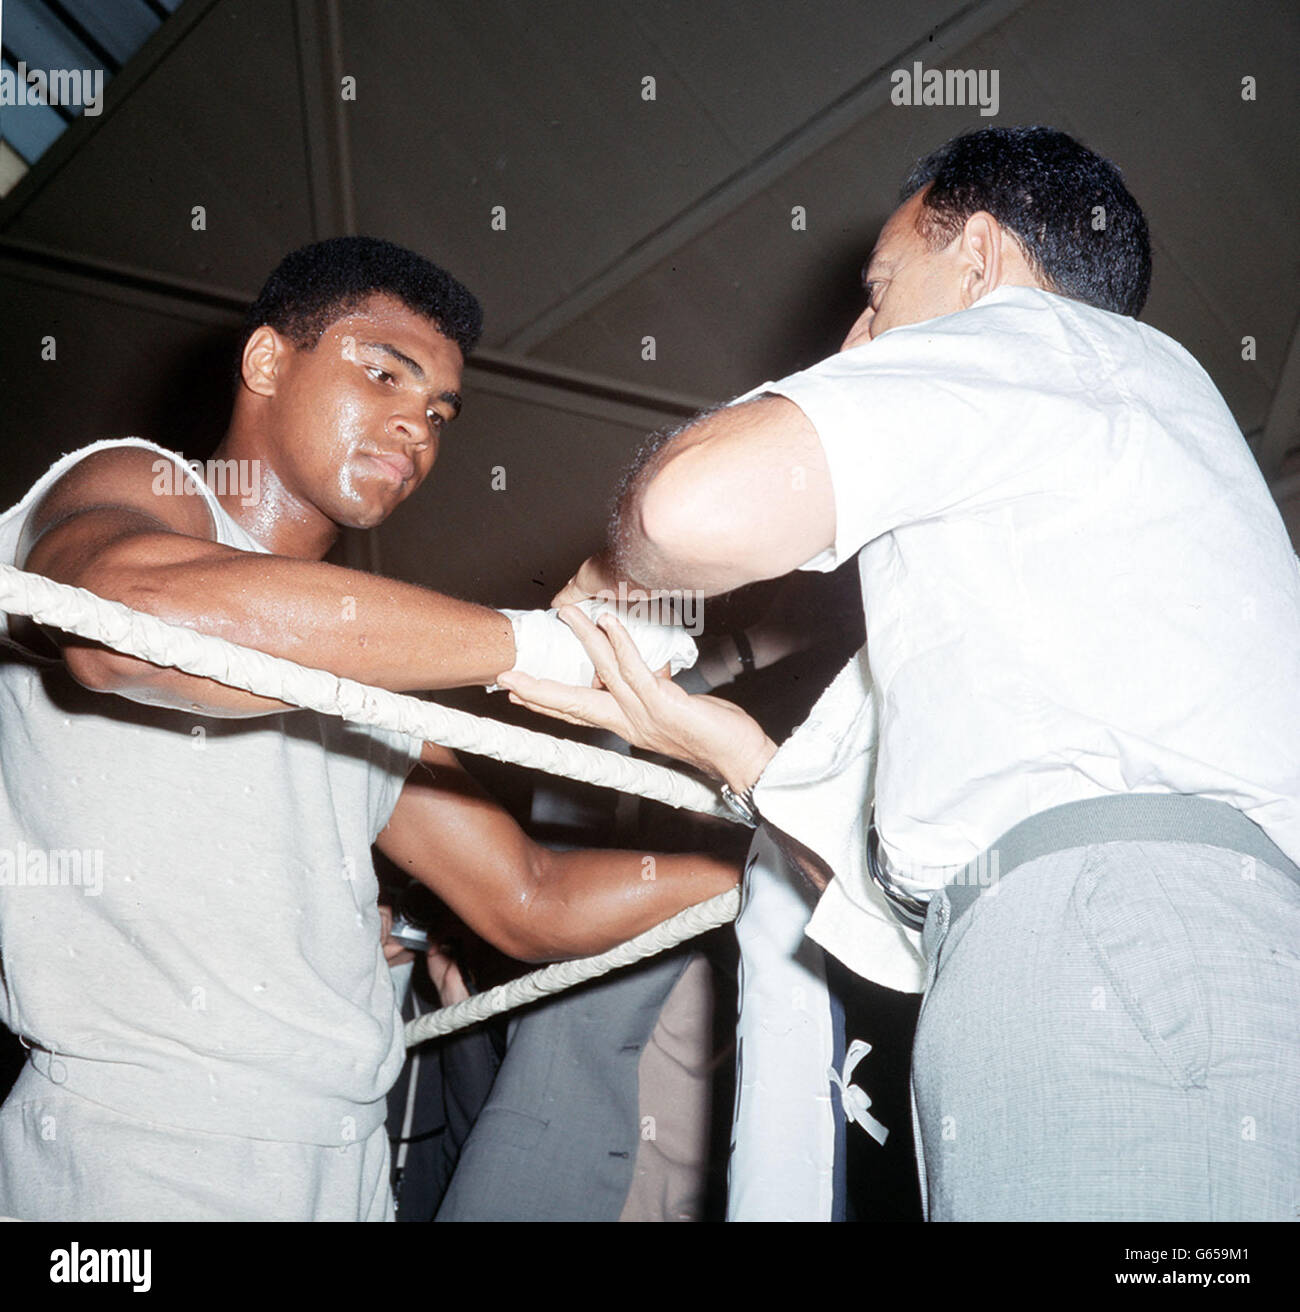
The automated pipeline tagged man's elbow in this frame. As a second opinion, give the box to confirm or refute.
[56,558,180,696]
[482,852,577,965]
[488,917,571,966]
[63,642,159,696]
[60,585,169,695]
[631,454,736,586]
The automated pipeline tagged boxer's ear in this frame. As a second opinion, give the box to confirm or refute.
[240,324,289,398]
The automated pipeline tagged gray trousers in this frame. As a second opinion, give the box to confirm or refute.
[912,839,1300,1221]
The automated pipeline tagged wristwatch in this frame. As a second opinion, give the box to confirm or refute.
[731,629,756,676]
[720,781,760,827]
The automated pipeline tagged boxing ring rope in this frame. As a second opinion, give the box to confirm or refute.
[407,890,738,1041]
[0,564,743,1044]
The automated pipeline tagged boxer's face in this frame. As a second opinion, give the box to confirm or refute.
[255,294,464,531]
[839,189,968,351]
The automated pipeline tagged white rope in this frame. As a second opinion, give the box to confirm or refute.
[406,888,739,1043]
[0,564,744,1040]
[0,564,736,820]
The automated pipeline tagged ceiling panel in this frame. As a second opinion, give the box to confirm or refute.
[342,0,973,345]
[990,0,1298,394]
[1,0,317,289]
[525,0,1297,433]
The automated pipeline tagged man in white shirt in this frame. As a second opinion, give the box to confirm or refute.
[502,127,1300,1221]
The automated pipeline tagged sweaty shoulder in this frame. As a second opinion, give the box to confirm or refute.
[18,444,217,569]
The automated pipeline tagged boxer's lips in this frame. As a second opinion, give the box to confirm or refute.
[359,450,416,485]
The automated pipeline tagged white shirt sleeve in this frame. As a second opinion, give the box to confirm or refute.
[759,297,1103,570]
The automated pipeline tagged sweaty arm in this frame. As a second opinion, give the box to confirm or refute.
[378,740,739,962]
[16,446,514,716]
[611,395,837,596]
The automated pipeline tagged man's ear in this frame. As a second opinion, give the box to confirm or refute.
[240,325,290,398]
[956,211,1005,308]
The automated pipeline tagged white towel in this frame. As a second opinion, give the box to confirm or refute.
[752,644,926,994]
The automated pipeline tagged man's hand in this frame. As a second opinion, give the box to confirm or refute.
[426,943,470,1007]
[550,553,622,607]
[551,553,709,620]
[378,904,416,968]
[381,904,471,1006]
[497,598,696,691]
[497,605,776,795]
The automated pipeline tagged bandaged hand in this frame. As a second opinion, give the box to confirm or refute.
[497,606,776,793]
[492,598,697,691]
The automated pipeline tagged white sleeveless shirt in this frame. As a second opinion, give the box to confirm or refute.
[0,439,420,1144]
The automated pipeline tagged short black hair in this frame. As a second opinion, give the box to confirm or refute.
[241,236,483,358]
[900,126,1151,318]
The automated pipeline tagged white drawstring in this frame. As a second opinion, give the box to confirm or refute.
[828,1038,889,1145]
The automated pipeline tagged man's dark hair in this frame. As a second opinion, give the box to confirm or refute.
[900,126,1151,317]
[241,235,483,358]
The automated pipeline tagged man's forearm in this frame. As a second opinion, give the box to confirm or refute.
[55,530,515,712]
[526,846,738,961]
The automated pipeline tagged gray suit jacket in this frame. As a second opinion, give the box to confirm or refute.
[434,949,692,1222]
